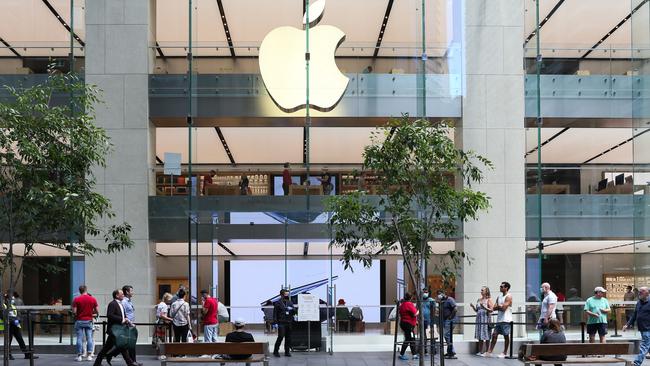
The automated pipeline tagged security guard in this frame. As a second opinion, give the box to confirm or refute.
[2,293,37,360]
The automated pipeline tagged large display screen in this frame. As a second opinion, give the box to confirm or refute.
[229,259,380,323]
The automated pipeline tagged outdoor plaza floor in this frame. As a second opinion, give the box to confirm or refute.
[0,353,528,366]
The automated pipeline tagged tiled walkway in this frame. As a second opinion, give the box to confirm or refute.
[0,352,554,366]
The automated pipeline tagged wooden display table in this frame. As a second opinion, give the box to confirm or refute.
[289,185,323,195]
[204,184,239,196]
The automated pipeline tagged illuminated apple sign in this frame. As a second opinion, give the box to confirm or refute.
[259,0,349,113]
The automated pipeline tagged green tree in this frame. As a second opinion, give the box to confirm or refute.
[325,117,491,364]
[0,72,133,355]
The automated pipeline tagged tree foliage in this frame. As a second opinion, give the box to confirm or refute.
[326,116,492,290]
[0,72,133,280]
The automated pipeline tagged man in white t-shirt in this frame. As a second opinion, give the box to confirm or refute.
[486,281,513,358]
[539,282,558,329]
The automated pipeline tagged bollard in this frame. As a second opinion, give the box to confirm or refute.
[611,306,621,337]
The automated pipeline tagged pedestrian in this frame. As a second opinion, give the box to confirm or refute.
[535,319,567,366]
[421,289,435,334]
[438,290,457,359]
[200,289,218,342]
[584,286,611,344]
[486,281,513,358]
[282,163,291,195]
[3,293,38,360]
[336,299,350,331]
[93,289,138,366]
[171,284,186,303]
[350,305,364,332]
[625,285,637,326]
[72,285,99,362]
[398,292,419,361]
[538,282,558,329]
[224,318,255,360]
[154,293,173,352]
[238,174,250,195]
[273,289,295,357]
[169,289,191,343]
[623,287,650,366]
[470,286,493,356]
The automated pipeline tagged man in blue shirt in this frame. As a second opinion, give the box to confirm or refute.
[624,287,650,366]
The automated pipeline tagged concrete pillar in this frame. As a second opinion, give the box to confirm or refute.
[455,0,526,339]
[85,0,157,335]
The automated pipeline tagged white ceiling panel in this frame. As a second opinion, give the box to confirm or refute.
[528,128,634,164]
[222,0,301,45]
[379,0,450,57]
[0,0,71,53]
[156,0,190,47]
[631,128,650,164]
[524,0,562,37]
[220,127,303,164]
[49,0,86,40]
[156,127,230,164]
[320,0,385,57]
[529,0,631,58]
[525,127,563,153]
[310,127,379,164]
[193,0,228,52]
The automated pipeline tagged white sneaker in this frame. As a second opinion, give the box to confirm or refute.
[86,355,94,362]
[497,353,506,358]
[158,355,167,361]
[75,355,83,362]
[477,353,485,357]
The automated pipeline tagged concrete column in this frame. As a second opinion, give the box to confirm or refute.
[85,0,157,334]
[455,0,526,340]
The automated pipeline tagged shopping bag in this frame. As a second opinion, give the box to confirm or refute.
[187,329,194,343]
[111,324,138,349]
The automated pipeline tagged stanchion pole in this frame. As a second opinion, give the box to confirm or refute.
[392,301,400,366]
[611,306,621,338]
[580,321,585,344]
[438,304,445,366]
[102,322,106,345]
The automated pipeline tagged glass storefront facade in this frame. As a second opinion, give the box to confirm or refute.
[0,0,649,350]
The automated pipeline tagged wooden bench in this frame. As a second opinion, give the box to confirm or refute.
[159,342,269,366]
[524,342,634,365]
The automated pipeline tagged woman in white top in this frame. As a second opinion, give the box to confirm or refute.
[169,289,191,342]
[154,293,173,349]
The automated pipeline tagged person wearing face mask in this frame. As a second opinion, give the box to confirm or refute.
[272,289,295,357]
[437,290,457,359]
[538,283,558,330]
[421,289,435,333]
[623,287,650,366]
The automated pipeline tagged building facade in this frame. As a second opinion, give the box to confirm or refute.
[0,0,649,347]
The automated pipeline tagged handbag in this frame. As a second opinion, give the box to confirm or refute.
[111,324,138,349]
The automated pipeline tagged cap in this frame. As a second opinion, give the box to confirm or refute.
[594,286,607,293]
[234,318,246,327]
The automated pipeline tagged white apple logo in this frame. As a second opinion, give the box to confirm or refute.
[259,0,349,112]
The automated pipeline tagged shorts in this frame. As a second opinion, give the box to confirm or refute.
[493,322,511,336]
[586,323,607,337]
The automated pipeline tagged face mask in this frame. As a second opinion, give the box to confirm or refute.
[437,294,444,300]
[423,293,429,299]
[540,288,544,294]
